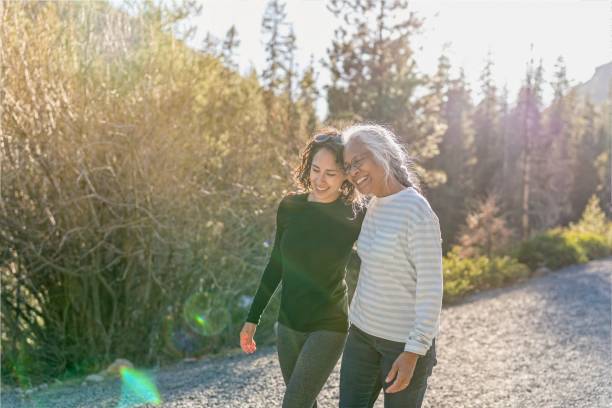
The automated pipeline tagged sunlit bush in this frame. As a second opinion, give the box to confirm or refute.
[1,1,305,385]
[443,248,529,302]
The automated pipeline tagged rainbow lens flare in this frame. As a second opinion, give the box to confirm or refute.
[182,292,230,337]
[117,367,161,407]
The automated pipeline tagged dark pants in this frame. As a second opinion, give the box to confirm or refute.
[277,323,348,408]
[339,325,437,408]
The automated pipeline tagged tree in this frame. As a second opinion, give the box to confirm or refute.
[512,55,544,238]
[538,56,576,226]
[220,25,240,69]
[472,52,503,197]
[261,0,295,96]
[457,195,513,258]
[325,0,445,186]
[569,99,607,221]
[428,54,476,250]
[260,0,301,147]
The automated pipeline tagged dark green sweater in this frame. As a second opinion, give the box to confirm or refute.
[246,193,364,333]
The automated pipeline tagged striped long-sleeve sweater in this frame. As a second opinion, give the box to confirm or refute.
[349,187,443,355]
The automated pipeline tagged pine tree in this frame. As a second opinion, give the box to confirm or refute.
[569,98,606,220]
[512,55,544,238]
[220,25,240,69]
[540,56,575,225]
[473,53,503,197]
[429,55,476,250]
[296,57,320,139]
[325,0,445,185]
[261,0,295,95]
[261,0,300,147]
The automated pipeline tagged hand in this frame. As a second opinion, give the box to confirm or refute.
[384,351,419,393]
[240,322,257,354]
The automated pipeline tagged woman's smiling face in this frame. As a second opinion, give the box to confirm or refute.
[309,147,346,202]
[343,140,386,196]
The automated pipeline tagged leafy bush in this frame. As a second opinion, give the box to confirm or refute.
[515,230,587,270]
[562,230,612,260]
[443,248,529,302]
[0,1,312,385]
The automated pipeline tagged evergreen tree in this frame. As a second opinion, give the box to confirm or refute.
[325,0,445,186]
[296,57,320,140]
[473,53,503,197]
[539,56,576,225]
[569,98,607,220]
[220,25,240,69]
[512,55,544,238]
[261,0,300,147]
[429,55,476,250]
[261,0,295,95]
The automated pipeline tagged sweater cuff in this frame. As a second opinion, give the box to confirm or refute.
[245,315,260,325]
[403,338,430,356]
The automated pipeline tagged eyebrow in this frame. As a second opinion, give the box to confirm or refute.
[346,153,367,164]
[312,164,339,172]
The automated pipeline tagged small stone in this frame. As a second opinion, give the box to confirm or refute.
[534,266,551,276]
[85,374,105,383]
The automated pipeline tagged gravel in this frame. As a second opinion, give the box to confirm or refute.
[2,258,610,408]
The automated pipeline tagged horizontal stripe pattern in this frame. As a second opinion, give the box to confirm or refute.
[350,187,443,355]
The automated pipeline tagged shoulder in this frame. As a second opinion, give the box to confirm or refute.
[397,189,439,224]
[278,192,306,212]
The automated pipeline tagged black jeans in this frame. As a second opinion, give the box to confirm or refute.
[339,325,437,408]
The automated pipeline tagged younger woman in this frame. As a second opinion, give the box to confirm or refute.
[240,129,364,408]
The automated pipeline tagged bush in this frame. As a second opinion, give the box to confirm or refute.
[562,230,612,260]
[0,1,309,385]
[443,248,530,302]
[515,230,587,270]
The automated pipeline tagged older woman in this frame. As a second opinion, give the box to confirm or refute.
[339,124,443,408]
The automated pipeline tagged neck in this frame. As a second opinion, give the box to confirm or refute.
[308,191,340,203]
[376,177,404,198]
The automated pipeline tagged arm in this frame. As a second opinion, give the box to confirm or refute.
[245,201,285,325]
[386,205,443,393]
[240,199,285,353]
[403,207,443,355]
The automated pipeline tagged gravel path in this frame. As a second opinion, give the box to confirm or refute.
[2,258,611,408]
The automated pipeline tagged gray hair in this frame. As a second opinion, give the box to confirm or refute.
[342,124,420,199]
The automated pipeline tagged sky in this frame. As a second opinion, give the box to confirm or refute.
[188,0,610,116]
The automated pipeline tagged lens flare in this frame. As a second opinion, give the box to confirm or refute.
[162,315,207,357]
[183,292,230,337]
[117,367,161,407]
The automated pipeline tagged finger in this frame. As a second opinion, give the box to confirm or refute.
[385,379,408,394]
[385,371,407,393]
[245,339,256,354]
[385,363,399,384]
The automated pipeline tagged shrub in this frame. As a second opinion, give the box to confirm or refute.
[515,230,587,270]
[562,230,612,260]
[443,248,529,302]
[456,195,514,258]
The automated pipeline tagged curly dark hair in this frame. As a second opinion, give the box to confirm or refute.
[293,127,355,202]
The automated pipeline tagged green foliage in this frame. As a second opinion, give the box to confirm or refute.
[515,230,586,270]
[0,0,312,385]
[325,0,446,187]
[443,248,529,302]
[570,195,611,236]
[563,230,611,260]
[515,196,612,270]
